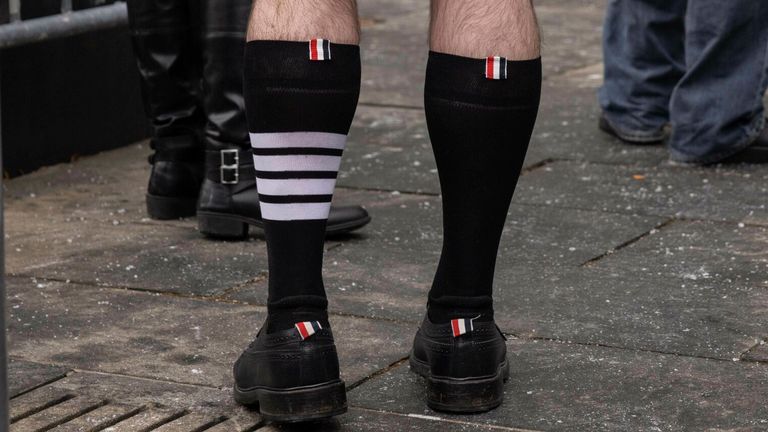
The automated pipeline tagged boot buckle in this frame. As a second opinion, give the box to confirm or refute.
[220,149,240,184]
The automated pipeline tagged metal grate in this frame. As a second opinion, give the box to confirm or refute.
[10,391,239,432]
[8,374,261,432]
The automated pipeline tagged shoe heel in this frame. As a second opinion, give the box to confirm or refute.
[255,380,347,423]
[198,212,249,239]
[146,194,197,220]
[426,365,508,414]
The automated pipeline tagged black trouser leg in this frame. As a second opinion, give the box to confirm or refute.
[127,0,205,218]
[127,0,204,138]
[200,0,251,151]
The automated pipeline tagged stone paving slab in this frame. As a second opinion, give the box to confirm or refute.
[9,371,260,431]
[257,408,535,432]
[8,358,70,398]
[4,144,148,203]
[493,265,766,360]
[226,189,665,320]
[536,3,605,77]
[6,276,412,389]
[348,338,768,432]
[359,16,428,108]
[515,160,768,225]
[6,221,268,296]
[588,219,768,285]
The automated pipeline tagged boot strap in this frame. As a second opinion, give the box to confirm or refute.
[205,149,254,184]
[149,136,203,164]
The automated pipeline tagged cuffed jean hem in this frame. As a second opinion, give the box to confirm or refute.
[668,115,766,164]
[600,112,668,143]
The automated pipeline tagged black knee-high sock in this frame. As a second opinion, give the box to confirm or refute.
[424,52,541,323]
[244,40,360,332]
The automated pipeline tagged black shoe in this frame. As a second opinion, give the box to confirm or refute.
[599,113,666,145]
[410,315,509,413]
[719,124,768,164]
[146,135,205,220]
[197,149,372,239]
[233,321,347,422]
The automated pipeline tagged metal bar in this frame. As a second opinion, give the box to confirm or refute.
[61,0,73,14]
[0,54,9,431]
[0,2,126,49]
[8,0,18,23]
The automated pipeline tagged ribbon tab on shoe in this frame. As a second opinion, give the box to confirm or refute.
[295,321,323,340]
[450,316,481,337]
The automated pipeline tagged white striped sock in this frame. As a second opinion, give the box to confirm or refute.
[250,132,347,221]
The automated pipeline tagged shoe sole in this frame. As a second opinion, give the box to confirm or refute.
[233,379,347,423]
[197,210,372,239]
[146,194,197,220]
[409,355,509,413]
[598,116,664,145]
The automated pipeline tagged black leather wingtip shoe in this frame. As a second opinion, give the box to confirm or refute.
[233,321,347,422]
[410,316,509,413]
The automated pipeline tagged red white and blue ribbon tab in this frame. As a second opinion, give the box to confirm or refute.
[451,318,475,337]
[309,39,331,61]
[485,56,508,80]
[295,321,323,340]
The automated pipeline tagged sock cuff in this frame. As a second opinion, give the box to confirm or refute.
[244,40,360,84]
[429,294,493,308]
[268,295,329,311]
[427,295,495,323]
[266,299,330,334]
[244,40,361,134]
[425,51,541,106]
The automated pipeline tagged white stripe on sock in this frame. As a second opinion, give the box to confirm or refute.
[259,202,332,221]
[254,155,342,172]
[256,178,337,196]
[250,132,346,149]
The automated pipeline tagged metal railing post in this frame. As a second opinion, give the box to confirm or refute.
[8,0,18,22]
[0,2,127,49]
[0,59,9,431]
[61,0,73,14]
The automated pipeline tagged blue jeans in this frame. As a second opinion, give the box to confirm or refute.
[599,0,768,163]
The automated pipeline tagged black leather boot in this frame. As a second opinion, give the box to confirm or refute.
[196,0,371,238]
[127,0,206,219]
[146,135,205,219]
[410,316,509,413]
[233,321,347,422]
[197,149,372,238]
